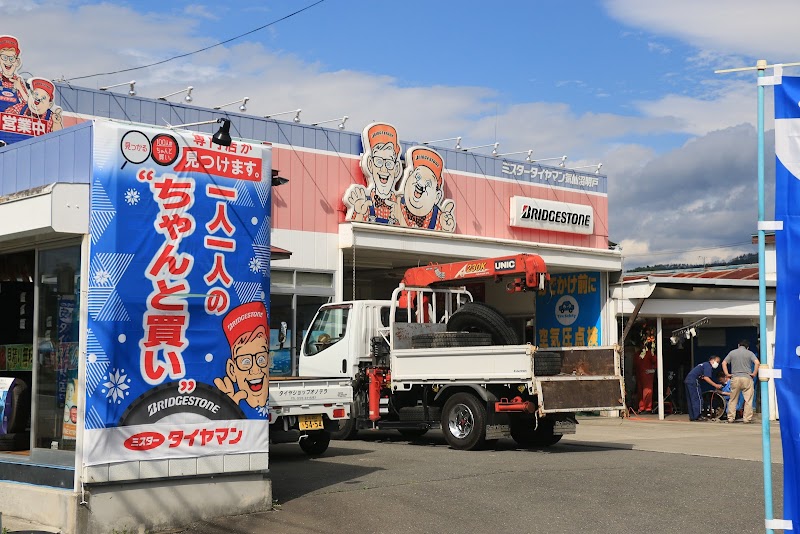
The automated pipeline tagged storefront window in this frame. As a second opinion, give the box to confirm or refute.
[0,250,35,453]
[34,245,80,451]
[269,295,293,376]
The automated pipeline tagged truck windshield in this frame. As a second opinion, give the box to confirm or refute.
[303,305,351,355]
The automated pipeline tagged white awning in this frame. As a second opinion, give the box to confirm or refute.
[0,183,89,244]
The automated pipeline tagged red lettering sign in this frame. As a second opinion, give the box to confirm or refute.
[174,147,261,181]
[123,431,166,451]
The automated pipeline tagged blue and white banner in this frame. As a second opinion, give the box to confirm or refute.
[85,121,272,465]
[535,271,602,348]
[774,76,800,527]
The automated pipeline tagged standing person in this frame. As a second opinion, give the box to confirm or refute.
[634,342,657,413]
[684,356,722,421]
[722,339,759,424]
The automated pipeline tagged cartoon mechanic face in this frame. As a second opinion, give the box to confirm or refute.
[28,87,53,115]
[226,326,269,408]
[0,47,19,80]
[367,143,401,198]
[403,165,442,216]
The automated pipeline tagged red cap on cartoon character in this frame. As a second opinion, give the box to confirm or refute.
[222,301,268,347]
[366,123,401,155]
[409,147,444,187]
[29,78,55,100]
[0,36,19,55]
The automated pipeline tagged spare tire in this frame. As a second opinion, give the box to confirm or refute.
[412,332,493,349]
[446,302,519,345]
[533,351,563,376]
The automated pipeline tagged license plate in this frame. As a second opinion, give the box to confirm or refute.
[553,420,576,435]
[299,415,324,431]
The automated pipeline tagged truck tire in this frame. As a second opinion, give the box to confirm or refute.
[411,332,492,349]
[441,392,488,451]
[330,417,359,440]
[509,415,562,448]
[446,302,519,345]
[299,430,331,456]
[533,351,563,376]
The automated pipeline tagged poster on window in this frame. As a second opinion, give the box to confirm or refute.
[84,120,272,466]
[535,271,602,348]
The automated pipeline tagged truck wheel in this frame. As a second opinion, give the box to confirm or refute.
[330,417,359,440]
[411,332,492,349]
[509,416,562,448]
[398,428,429,439]
[533,351,563,376]
[446,302,519,345]
[299,430,331,456]
[441,392,487,451]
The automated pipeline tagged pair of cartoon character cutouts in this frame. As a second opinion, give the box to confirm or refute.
[344,123,456,232]
[0,35,63,134]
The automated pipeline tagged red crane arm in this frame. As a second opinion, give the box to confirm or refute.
[400,253,549,290]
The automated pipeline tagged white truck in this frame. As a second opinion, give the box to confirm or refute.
[267,377,352,455]
[297,254,625,451]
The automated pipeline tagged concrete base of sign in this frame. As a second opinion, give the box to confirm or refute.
[0,473,272,534]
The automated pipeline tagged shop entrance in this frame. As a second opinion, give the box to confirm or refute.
[0,250,34,454]
[0,244,81,459]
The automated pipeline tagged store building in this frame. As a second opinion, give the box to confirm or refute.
[0,80,620,533]
[611,237,777,421]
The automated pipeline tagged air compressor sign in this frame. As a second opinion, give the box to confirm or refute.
[536,271,602,348]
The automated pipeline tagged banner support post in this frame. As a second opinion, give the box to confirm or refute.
[756,58,775,534]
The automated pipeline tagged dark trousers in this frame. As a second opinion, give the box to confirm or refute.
[684,382,702,420]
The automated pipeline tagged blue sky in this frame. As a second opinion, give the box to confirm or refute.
[9,0,798,268]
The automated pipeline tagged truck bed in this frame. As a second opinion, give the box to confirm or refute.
[268,376,353,419]
[390,345,625,414]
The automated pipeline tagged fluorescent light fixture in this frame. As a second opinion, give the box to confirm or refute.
[530,155,567,167]
[264,108,302,123]
[463,142,499,156]
[570,163,603,174]
[422,136,462,150]
[100,80,136,96]
[312,115,348,130]
[214,96,249,112]
[158,86,193,103]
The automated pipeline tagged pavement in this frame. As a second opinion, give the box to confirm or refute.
[0,414,786,533]
[564,413,784,464]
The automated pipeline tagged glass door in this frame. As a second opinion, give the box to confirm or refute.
[34,245,81,453]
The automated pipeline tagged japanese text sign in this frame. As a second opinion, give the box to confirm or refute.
[535,271,602,348]
[84,121,272,465]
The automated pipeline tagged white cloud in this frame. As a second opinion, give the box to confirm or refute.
[605,0,800,61]
[184,4,219,20]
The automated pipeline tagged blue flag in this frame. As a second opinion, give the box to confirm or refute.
[774,76,800,527]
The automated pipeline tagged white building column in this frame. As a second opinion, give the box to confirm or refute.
[656,316,664,420]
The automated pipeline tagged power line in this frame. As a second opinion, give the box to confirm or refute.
[623,241,754,259]
[65,0,326,82]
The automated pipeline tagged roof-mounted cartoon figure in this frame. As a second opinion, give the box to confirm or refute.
[343,123,456,233]
[7,77,63,133]
[396,146,456,232]
[345,122,404,225]
[0,35,27,112]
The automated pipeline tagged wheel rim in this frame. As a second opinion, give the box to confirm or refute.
[448,403,474,439]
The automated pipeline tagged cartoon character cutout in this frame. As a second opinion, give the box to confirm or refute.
[344,122,404,224]
[214,301,270,415]
[6,77,63,133]
[396,146,456,232]
[0,35,27,113]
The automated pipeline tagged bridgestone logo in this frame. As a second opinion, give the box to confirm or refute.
[521,205,591,227]
[147,395,221,418]
[227,310,264,331]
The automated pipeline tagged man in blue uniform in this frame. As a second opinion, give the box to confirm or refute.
[684,355,722,421]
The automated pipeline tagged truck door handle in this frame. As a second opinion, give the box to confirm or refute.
[341,359,347,374]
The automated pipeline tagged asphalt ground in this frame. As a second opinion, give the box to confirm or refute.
[182,418,785,534]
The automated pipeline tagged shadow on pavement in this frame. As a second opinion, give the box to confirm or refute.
[342,429,634,454]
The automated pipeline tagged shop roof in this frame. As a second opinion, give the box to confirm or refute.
[620,264,769,288]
